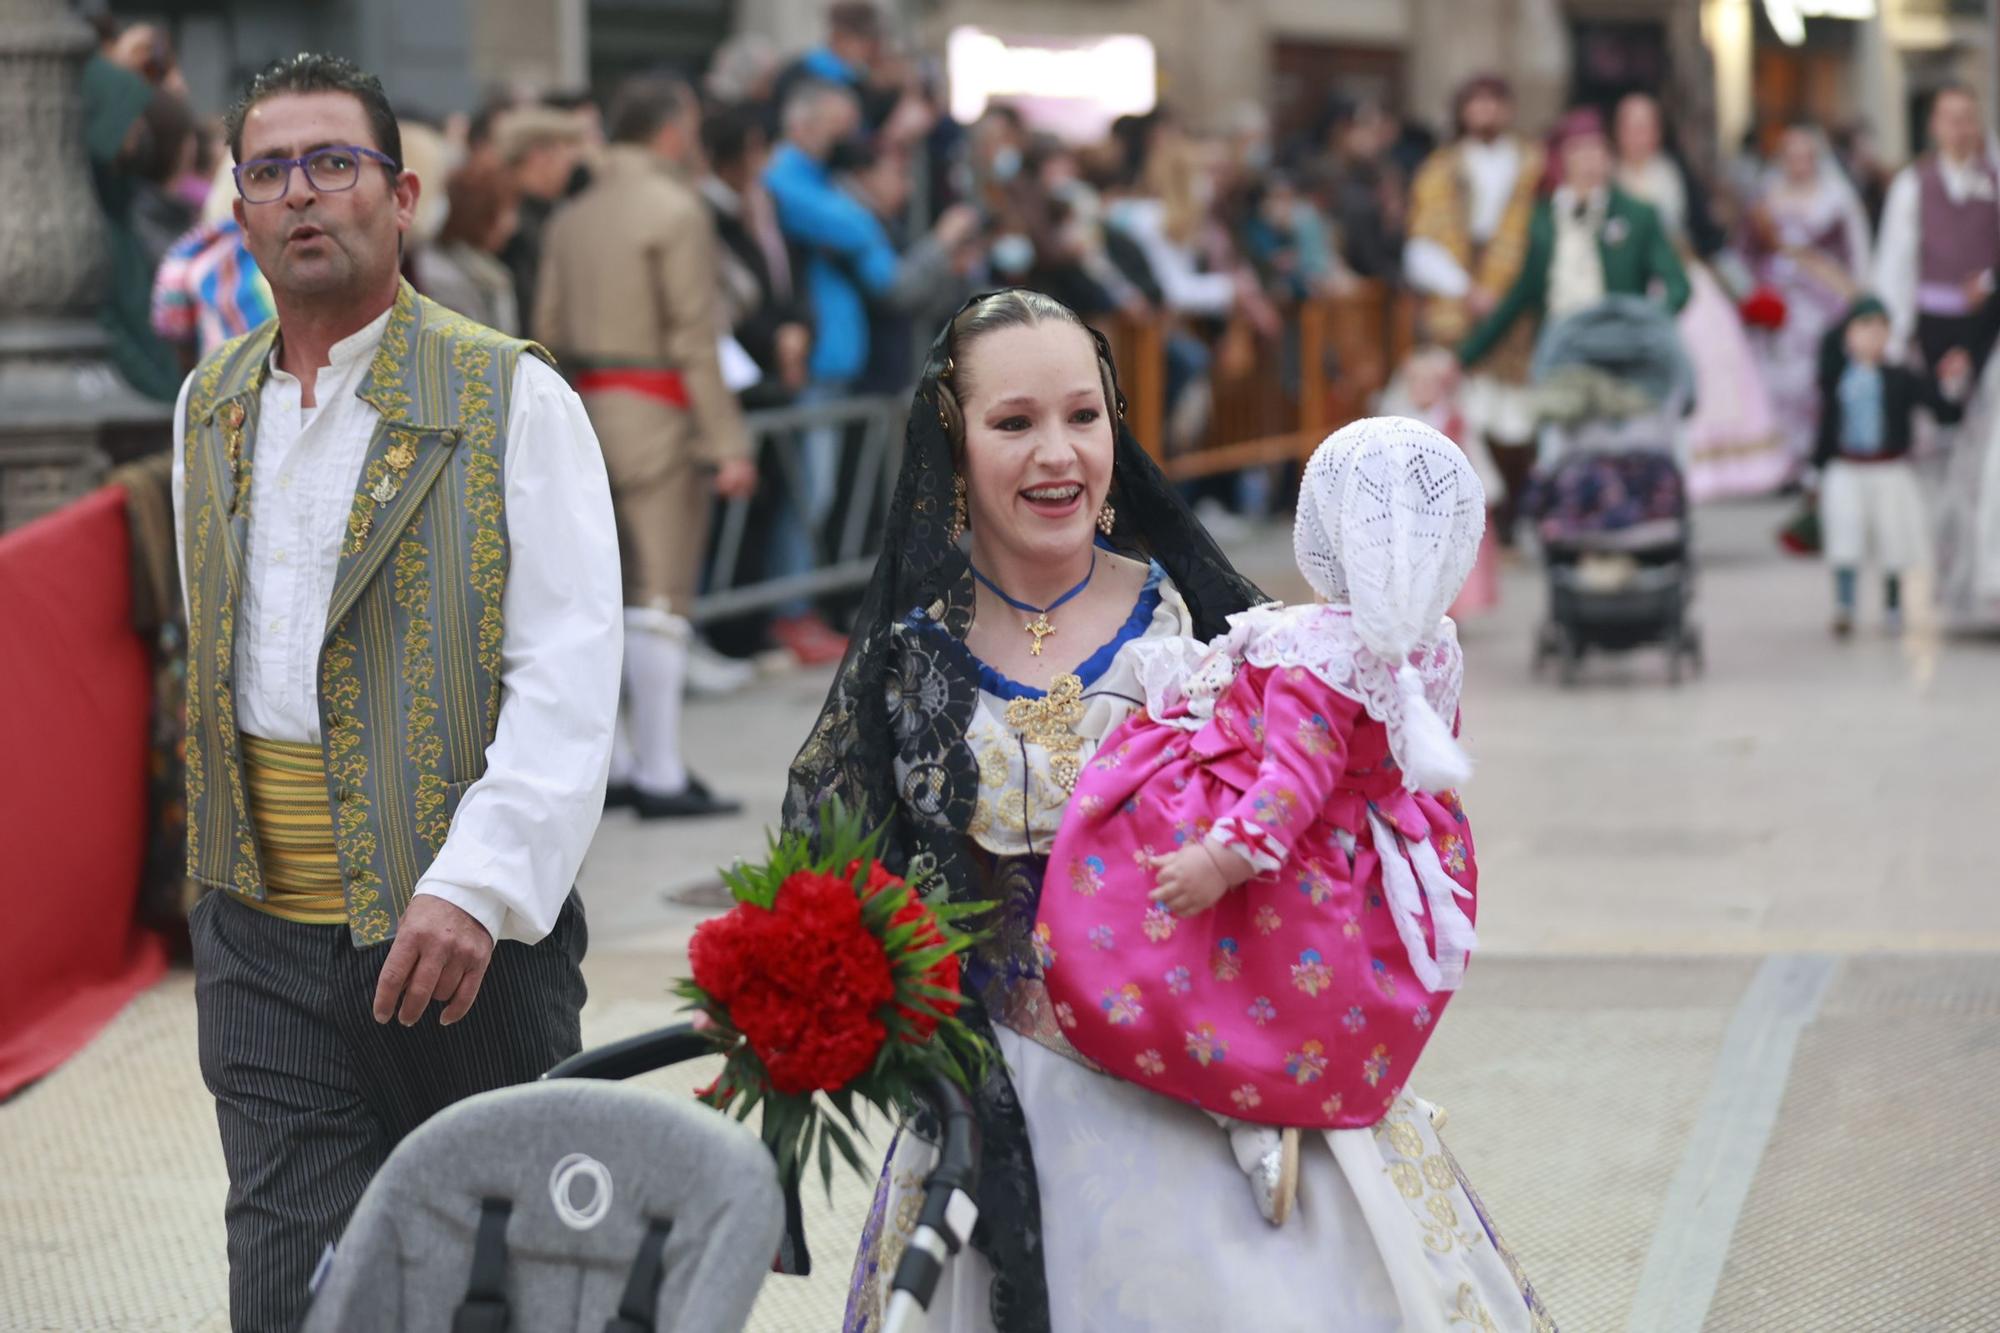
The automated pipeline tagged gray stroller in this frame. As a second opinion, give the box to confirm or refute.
[300,1023,981,1332]
[1523,296,1705,685]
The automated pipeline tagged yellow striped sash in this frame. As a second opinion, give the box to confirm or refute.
[239,734,348,925]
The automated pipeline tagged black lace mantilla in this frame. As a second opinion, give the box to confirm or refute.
[784,292,1265,1332]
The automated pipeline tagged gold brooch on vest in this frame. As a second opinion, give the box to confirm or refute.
[359,436,422,535]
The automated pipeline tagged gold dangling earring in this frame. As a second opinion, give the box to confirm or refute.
[949,474,969,543]
[1097,499,1116,536]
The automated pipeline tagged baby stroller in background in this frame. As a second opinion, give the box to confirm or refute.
[300,1024,981,1333]
[1523,295,1705,685]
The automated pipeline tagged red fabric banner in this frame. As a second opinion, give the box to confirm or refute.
[0,485,166,1099]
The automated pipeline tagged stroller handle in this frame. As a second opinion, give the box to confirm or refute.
[885,1073,982,1333]
[542,1024,714,1082]
[543,1024,984,1327]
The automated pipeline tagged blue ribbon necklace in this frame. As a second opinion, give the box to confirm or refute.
[970,549,1097,656]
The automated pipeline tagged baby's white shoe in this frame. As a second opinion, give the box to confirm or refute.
[1228,1122,1300,1226]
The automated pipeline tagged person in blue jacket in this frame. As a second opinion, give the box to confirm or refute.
[771,1,896,136]
[761,77,979,663]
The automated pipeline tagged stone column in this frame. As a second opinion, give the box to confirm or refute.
[0,0,171,533]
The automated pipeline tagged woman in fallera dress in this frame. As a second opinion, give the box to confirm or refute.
[1742,123,1873,476]
[1614,93,1790,502]
[785,287,1556,1332]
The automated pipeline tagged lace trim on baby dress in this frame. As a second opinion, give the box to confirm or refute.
[1131,603,1465,789]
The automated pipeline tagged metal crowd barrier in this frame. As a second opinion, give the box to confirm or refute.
[690,392,909,624]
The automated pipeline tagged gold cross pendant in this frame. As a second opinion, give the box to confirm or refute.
[1025,614,1056,655]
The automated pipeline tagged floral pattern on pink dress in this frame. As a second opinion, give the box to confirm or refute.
[1041,663,1477,1128]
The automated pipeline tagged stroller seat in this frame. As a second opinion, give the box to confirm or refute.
[300,1080,784,1333]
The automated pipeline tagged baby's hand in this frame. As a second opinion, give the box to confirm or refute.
[1149,844,1253,917]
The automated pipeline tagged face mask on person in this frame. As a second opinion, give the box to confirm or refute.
[990,231,1034,275]
[991,145,1022,181]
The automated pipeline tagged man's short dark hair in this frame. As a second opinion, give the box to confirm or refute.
[468,97,512,150]
[225,53,402,169]
[542,89,600,116]
[700,102,765,174]
[828,2,882,40]
[605,74,693,146]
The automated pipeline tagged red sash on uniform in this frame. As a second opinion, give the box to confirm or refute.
[573,367,690,408]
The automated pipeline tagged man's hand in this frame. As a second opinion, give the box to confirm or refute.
[931,204,983,252]
[1466,285,1499,319]
[1148,843,1254,918]
[1939,346,1974,397]
[1964,270,1995,311]
[372,896,495,1027]
[713,457,758,499]
[775,322,811,391]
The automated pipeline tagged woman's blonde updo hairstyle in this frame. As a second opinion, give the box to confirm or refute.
[932,289,1125,457]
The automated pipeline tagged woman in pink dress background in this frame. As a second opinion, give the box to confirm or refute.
[1042,416,1487,1227]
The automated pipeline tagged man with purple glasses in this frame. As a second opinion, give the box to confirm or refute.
[170,53,620,1329]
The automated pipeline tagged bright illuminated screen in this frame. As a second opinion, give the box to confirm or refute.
[947,27,1158,139]
[1761,0,1878,46]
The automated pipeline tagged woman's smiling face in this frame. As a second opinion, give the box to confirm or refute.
[957,321,1115,570]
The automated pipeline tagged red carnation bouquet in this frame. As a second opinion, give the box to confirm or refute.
[677,802,991,1192]
[1740,285,1788,331]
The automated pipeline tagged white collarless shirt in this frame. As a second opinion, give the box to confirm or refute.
[1548,186,1610,320]
[1461,137,1522,244]
[171,311,623,944]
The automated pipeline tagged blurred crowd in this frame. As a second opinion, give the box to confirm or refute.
[79,4,1982,673]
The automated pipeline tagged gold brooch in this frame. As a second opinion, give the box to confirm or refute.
[1004,672,1088,792]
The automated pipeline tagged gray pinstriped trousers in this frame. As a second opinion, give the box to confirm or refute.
[190,889,588,1332]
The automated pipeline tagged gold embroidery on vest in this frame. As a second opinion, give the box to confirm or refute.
[395,532,449,854]
[456,337,507,736]
[320,624,387,941]
[208,519,260,891]
[181,326,274,894]
[183,502,212,872]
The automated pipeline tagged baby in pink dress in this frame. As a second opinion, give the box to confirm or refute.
[1040,417,1487,1224]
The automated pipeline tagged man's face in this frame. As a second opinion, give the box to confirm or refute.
[1462,91,1510,140]
[1616,97,1662,161]
[235,91,416,304]
[1563,134,1611,192]
[862,152,909,217]
[520,138,583,198]
[827,95,863,150]
[1932,90,1983,161]
[655,103,702,171]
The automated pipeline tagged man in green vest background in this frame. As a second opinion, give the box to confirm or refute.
[1459,105,1691,369]
[169,54,622,1330]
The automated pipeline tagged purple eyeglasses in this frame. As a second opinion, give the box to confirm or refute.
[234,145,399,203]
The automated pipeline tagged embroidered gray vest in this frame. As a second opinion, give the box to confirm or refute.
[181,282,554,944]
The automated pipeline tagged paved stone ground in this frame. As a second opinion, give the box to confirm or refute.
[5,499,1998,1331]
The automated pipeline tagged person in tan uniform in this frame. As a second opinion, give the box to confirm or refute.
[1403,75,1544,547]
[536,74,755,819]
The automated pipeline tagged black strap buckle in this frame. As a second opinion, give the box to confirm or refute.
[601,1217,675,1333]
[451,1197,514,1333]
